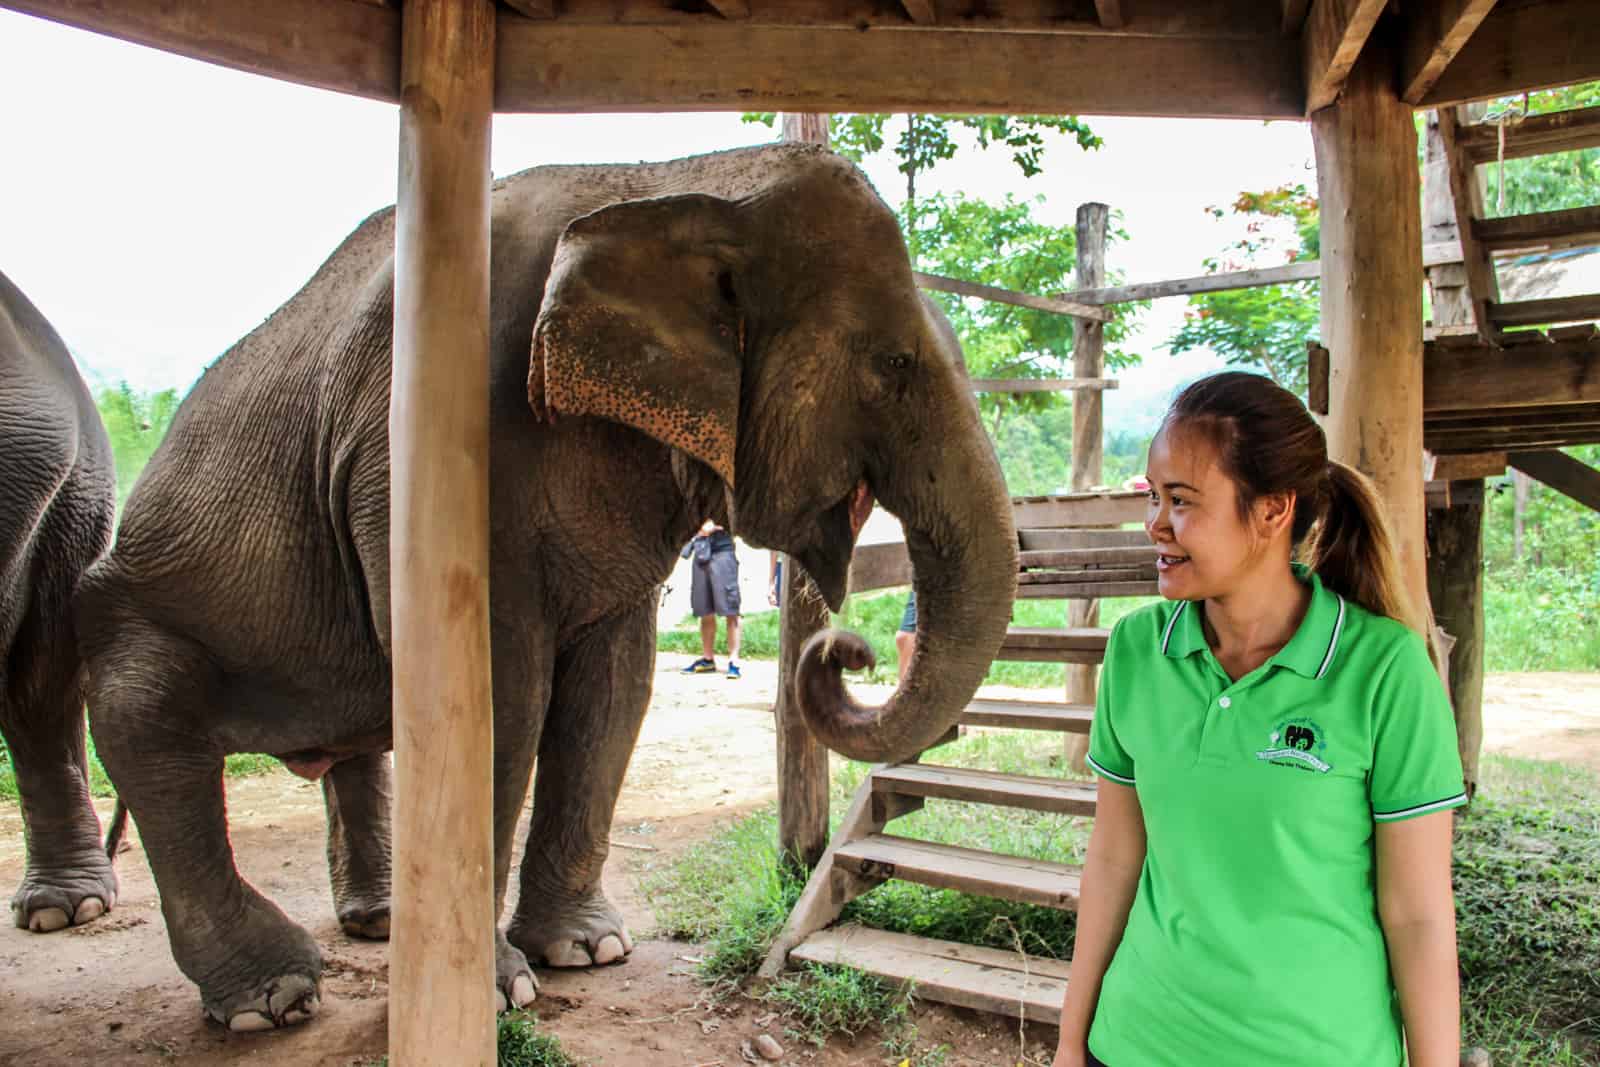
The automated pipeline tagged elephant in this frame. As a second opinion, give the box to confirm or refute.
[76,143,1017,1032]
[0,268,118,933]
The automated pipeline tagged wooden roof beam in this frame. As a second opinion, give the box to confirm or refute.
[1456,106,1600,165]
[1400,0,1500,105]
[1302,0,1388,113]
[1491,293,1600,329]
[1424,335,1600,411]
[1475,205,1600,256]
[500,0,556,18]
[1422,0,1600,107]
[1508,449,1600,512]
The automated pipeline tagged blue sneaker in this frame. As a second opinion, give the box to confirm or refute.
[726,662,741,680]
[682,657,717,674]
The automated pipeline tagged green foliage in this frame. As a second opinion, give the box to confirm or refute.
[93,382,180,512]
[496,1012,582,1067]
[761,962,914,1049]
[1478,83,1600,218]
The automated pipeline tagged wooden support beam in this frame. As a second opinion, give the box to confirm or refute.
[1093,0,1124,29]
[1313,33,1432,631]
[1425,451,1506,480]
[1476,206,1600,256]
[915,271,1111,322]
[705,0,753,18]
[1491,293,1600,329]
[1437,107,1500,342]
[492,23,1304,117]
[1302,0,1388,113]
[0,0,401,101]
[1456,106,1600,165]
[1421,0,1600,108]
[899,0,937,23]
[1424,336,1600,410]
[1282,0,1312,36]
[969,378,1118,393]
[500,0,555,18]
[1427,427,1600,452]
[390,1,496,1063]
[1507,449,1600,511]
[1400,0,1500,105]
[1426,479,1485,799]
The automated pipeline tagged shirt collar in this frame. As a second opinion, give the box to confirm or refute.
[1158,564,1347,680]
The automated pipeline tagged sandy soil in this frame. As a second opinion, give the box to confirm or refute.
[0,662,1593,1066]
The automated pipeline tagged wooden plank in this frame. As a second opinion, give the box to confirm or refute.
[390,1,496,1062]
[1491,294,1600,329]
[1427,405,1600,431]
[1429,429,1600,453]
[1422,0,1600,108]
[1061,260,1319,306]
[791,927,1069,1023]
[1438,107,1499,342]
[1424,336,1600,410]
[1018,567,1153,585]
[1302,0,1388,113]
[1426,451,1507,480]
[1092,0,1124,28]
[970,378,1118,393]
[0,0,401,102]
[1508,449,1600,511]
[500,0,555,18]
[1018,528,1150,550]
[1476,206,1600,256]
[1020,546,1155,568]
[1425,479,1486,800]
[1011,491,1147,527]
[704,0,752,17]
[492,23,1305,117]
[871,763,1099,816]
[1400,0,1501,105]
[915,271,1111,322]
[1282,0,1311,35]
[1018,580,1157,599]
[834,835,1083,909]
[1457,106,1600,165]
[899,0,937,22]
[999,625,1110,663]
[962,698,1094,733]
[847,541,913,594]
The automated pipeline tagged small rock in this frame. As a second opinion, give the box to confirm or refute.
[1462,1048,1492,1067]
[753,1032,784,1060]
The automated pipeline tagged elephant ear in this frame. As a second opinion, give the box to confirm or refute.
[530,194,747,488]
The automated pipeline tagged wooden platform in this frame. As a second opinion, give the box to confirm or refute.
[834,834,1083,909]
[791,927,1070,1024]
[961,698,1094,734]
[871,763,1099,817]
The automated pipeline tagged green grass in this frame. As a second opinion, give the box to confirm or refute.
[1483,563,1600,672]
[762,962,915,1048]
[357,1011,580,1067]
[0,735,286,802]
[657,587,1156,687]
[646,741,1600,1062]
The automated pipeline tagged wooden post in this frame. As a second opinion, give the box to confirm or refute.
[1311,34,1430,631]
[1426,480,1485,800]
[389,1,497,1063]
[775,112,832,870]
[1064,203,1108,773]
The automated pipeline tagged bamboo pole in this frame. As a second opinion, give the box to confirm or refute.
[389,1,497,1062]
[1311,33,1430,629]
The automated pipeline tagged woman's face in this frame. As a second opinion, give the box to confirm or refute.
[1143,427,1273,602]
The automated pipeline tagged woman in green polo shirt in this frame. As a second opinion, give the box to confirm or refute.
[1054,372,1467,1067]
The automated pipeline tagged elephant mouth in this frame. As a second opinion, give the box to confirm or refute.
[795,480,873,612]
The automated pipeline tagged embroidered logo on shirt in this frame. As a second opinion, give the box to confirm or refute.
[1255,717,1333,773]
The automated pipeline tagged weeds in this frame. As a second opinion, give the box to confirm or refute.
[355,1012,579,1067]
[762,962,914,1047]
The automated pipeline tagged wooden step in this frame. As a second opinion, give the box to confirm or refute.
[998,625,1109,664]
[834,834,1082,910]
[872,763,1097,817]
[1017,580,1157,600]
[790,926,1069,1023]
[962,698,1093,733]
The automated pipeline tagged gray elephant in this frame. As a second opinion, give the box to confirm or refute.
[77,143,1017,1032]
[1,268,117,933]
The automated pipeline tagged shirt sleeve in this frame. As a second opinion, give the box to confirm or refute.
[1368,631,1468,822]
[1087,619,1136,786]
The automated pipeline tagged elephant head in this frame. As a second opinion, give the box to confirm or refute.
[529,147,1017,764]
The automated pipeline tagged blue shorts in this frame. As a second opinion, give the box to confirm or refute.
[898,590,917,633]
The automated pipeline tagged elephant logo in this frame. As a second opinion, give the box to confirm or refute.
[1256,717,1332,773]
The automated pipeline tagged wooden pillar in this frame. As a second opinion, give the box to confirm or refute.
[1426,480,1485,800]
[389,1,497,1063]
[775,113,831,870]
[1064,202,1108,772]
[1311,35,1430,631]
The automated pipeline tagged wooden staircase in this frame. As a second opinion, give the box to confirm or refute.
[760,496,1151,1020]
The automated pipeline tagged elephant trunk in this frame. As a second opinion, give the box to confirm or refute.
[794,437,1017,765]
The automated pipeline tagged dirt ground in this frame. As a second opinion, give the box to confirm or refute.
[0,662,1594,1066]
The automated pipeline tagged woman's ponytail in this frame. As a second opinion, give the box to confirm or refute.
[1302,460,1422,634]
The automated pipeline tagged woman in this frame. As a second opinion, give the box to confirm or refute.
[1054,372,1466,1067]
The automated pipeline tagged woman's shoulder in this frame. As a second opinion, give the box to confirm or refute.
[1332,595,1429,672]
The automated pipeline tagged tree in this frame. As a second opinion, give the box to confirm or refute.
[94,382,181,511]
[1478,83,1600,217]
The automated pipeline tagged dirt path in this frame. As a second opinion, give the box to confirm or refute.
[0,662,1593,1065]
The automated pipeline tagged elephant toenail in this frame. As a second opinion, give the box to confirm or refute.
[593,935,626,965]
[229,1012,275,1033]
[511,974,537,1007]
[74,898,107,924]
[29,907,69,933]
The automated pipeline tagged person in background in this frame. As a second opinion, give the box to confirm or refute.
[1055,371,1465,1067]
[681,519,742,679]
[895,590,917,684]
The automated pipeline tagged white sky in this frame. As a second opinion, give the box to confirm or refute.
[0,9,1318,431]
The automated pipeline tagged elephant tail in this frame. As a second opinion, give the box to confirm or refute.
[103,800,128,861]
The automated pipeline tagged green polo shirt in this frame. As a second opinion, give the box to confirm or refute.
[1085,567,1467,1067]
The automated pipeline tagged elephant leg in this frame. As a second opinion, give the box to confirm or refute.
[507,599,654,969]
[323,752,392,940]
[89,635,321,1031]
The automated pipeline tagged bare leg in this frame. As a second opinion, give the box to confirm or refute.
[322,752,393,939]
[507,599,654,968]
[699,613,717,661]
[896,631,916,684]
[725,615,741,662]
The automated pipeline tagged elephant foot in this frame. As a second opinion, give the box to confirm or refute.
[10,861,118,933]
[209,973,322,1033]
[337,899,391,941]
[507,889,635,968]
[496,932,540,1012]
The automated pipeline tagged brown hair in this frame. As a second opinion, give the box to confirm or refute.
[1159,371,1421,632]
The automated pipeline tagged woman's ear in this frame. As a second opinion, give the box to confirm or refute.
[529,194,747,488]
[1255,489,1299,541]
